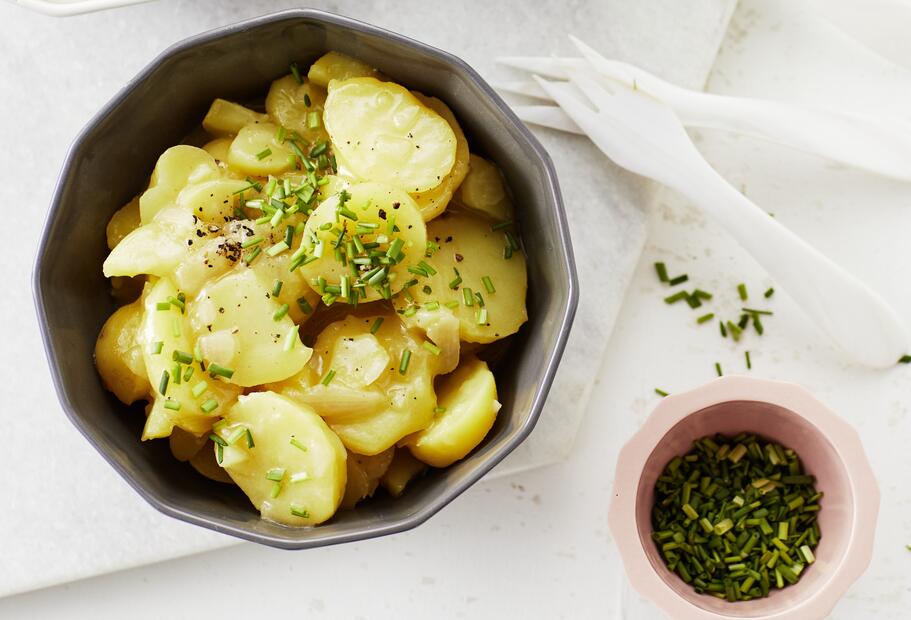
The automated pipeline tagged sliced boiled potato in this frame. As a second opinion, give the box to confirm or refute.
[308,52,380,88]
[245,248,321,325]
[202,98,269,137]
[190,267,311,386]
[341,447,394,509]
[106,196,141,250]
[395,211,527,343]
[407,356,500,467]
[177,178,249,224]
[409,93,469,221]
[265,74,329,144]
[94,295,149,405]
[138,278,240,440]
[276,312,439,455]
[324,78,457,193]
[380,448,427,497]
[203,138,233,163]
[398,307,460,375]
[298,182,427,302]
[190,441,235,483]
[103,206,196,279]
[140,146,220,223]
[216,392,347,526]
[169,426,208,461]
[227,122,295,176]
[454,154,514,222]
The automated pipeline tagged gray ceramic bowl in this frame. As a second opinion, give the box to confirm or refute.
[33,9,578,549]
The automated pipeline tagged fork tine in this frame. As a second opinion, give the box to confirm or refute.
[511,105,583,134]
[532,76,602,136]
[565,69,616,112]
[496,56,584,79]
[568,35,638,88]
[493,79,553,101]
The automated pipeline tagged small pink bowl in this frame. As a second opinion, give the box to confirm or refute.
[608,375,879,620]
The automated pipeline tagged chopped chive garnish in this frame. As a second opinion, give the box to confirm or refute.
[290,437,308,452]
[720,321,727,338]
[150,341,164,355]
[290,62,302,83]
[654,262,669,282]
[183,365,194,382]
[693,289,713,301]
[685,294,702,309]
[171,317,181,338]
[272,279,284,297]
[321,369,336,385]
[462,287,474,306]
[164,400,181,411]
[303,93,312,107]
[283,326,298,352]
[444,300,460,309]
[433,406,447,413]
[742,307,774,316]
[668,274,689,286]
[267,241,289,257]
[241,235,263,249]
[273,303,290,321]
[477,308,488,325]
[208,363,235,379]
[655,388,669,397]
[270,481,282,499]
[158,370,170,395]
[215,443,223,464]
[745,351,752,370]
[191,381,207,398]
[369,317,384,334]
[226,427,246,445]
[255,148,272,161]
[664,291,688,304]
[172,350,193,365]
[696,313,715,324]
[738,283,748,301]
[289,471,309,483]
[245,429,255,448]
[156,301,171,311]
[399,349,411,375]
[266,467,286,482]
[295,296,313,315]
[209,433,227,447]
[491,220,513,231]
[715,362,723,377]
[482,276,496,294]
[200,399,219,413]
[899,355,911,364]
[422,342,441,355]
[171,363,182,385]
[764,288,775,298]
[290,505,310,518]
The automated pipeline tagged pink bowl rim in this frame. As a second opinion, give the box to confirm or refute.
[607,375,879,620]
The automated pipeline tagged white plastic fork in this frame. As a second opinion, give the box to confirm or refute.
[499,36,911,181]
[534,69,908,368]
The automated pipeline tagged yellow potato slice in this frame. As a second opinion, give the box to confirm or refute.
[140,145,220,223]
[265,74,329,145]
[216,392,347,526]
[324,77,457,193]
[95,295,149,405]
[394,211,527,343]
[307,52,380,88]
[407,356,500,467]
[168,427,208,462]
[190,267,312,387]
[177,178,249,224]
[409,93,469,221]
[202,137,233,163]
[227,122,295,176]
[454,154,514,222]
[106,196,141,250]
[298,181,427,303]
[380,448,427,497]
[340,447,394,509]
[276,312,439,456]
[102,206,196,279]
[138,278,240,440]
[202,98,269,137]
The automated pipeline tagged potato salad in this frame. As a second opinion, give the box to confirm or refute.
[94,51,528,527]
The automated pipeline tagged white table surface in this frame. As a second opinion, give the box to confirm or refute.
[5,0,911,618]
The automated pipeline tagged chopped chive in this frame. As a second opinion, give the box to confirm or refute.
[241,235,263,249]
[444,300,460,309]
[693,289,713,301]
[697,313,715,324]
[668,274,689,286]
[715,362,723,377]
[171,317,181,338]
[156,301,171,311]
[209,433,227,447]
[290,504,310,518]
[267,241,289,257]
[462,287,474,306]
[764,287,775,298]
[303,93,312,107]
[272,279,283,297]
[654,262,669,282]
[422,342,441,356]
[183,365,195,382]
[191,381,207,398]
[270,481,282,499]
[200,399,219,413]
[158,370,170,395]
[737,283,748,301]
[745,351,752,370]
[208,363,235,379]
[685,294,702,309]
[482,276,496,294]
[899,355,911,364]
[150,341,164,355]
[266,467,286,482]
[664,291,688,304]
[321,369,336,386]
[655,388,669,397]
[255,148,272,161]
[164,400,181,411]
[283,326,298,352]
[172,350,193,365]
[369,317,384,334]
[477,308,488,325]
[226,427,246,446]
[215,442,223,464]
[399,349,412,375]
[743,307,774,316]
[289,471,309,483]
[449,268,463,289]
[171,363,182,385]
[289,62,302,83]
[491,220,513,231]
[273,303,290,321]
[290,437,308,452]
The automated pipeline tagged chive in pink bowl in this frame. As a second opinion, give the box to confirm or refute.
[608,375,879,620]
